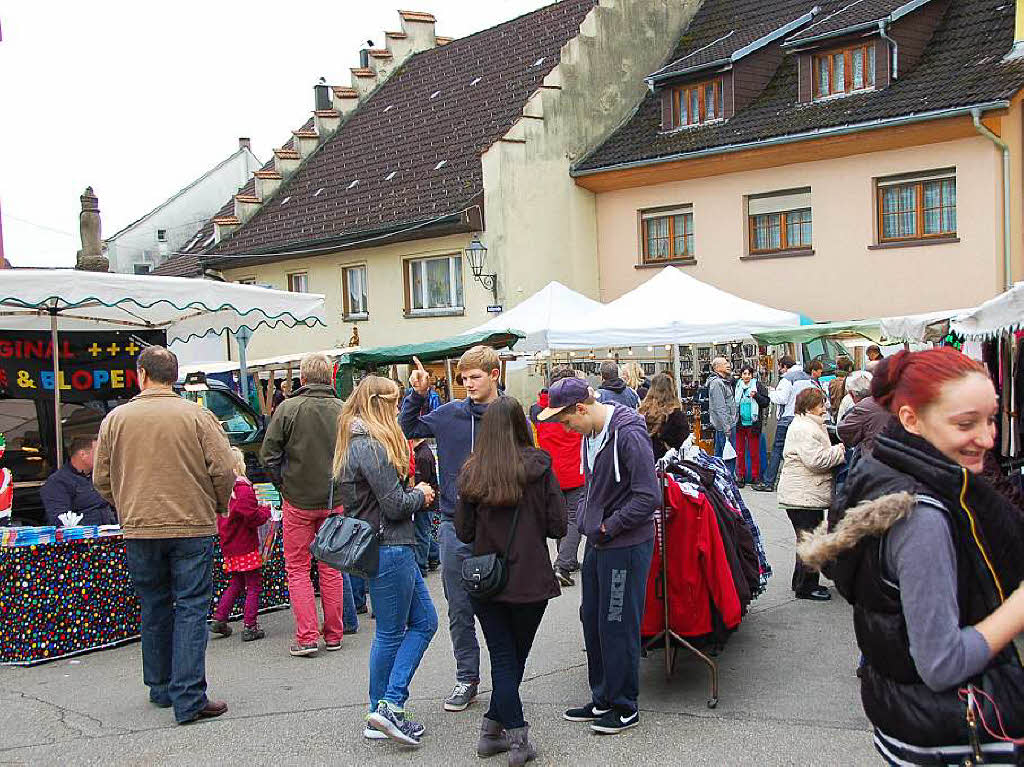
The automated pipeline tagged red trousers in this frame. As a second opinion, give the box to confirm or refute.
[282,501,346,645]
[735,425,760,481]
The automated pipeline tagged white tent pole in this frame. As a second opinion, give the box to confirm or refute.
[672,344,682,393]
[50,309,63,469]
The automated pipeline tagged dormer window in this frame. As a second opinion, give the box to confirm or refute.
[669,77,725,128]
[813,43,875,99]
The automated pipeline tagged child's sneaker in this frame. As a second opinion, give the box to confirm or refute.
[241,624,265,642]
[209,620,232,638]
[367,701,424,746]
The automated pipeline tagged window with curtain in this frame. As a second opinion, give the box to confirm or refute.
[343,265,368,318]
[287,272,309,293]
[640,206,695,263]
[406,255,464,313]
[813,43,875,99]
[877,170,956,243]
[670,78,725,128]
[747,189,812,254]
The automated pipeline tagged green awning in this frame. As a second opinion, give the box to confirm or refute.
[339,328,524,370]
[750,320,883,346]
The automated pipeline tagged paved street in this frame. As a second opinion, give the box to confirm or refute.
[0,490,876,765]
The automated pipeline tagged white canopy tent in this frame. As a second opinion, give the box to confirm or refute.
[951,283,1024,339]
[0,269,326,465]
[546,266,801,349]
[469,281,603,354]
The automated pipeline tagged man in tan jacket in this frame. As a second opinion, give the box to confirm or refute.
[94,346,235,725]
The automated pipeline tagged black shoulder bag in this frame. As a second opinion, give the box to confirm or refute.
[309,475,380,579]
[461,504,521,601]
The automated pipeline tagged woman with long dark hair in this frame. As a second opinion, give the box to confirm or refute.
[638,373,690,461]
[456,396,567,765]
[800,348,1024,763]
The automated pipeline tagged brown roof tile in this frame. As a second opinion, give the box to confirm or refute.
[577,0,1024,172]
[205,0,597,260]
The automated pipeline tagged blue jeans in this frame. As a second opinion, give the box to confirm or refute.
[764,416,793,487]
[367,545,438,710]
[713,427,737,476]
[342,573,358,632]
[124,536,215,723]
[350,575,367,611]
[413,510,439,572]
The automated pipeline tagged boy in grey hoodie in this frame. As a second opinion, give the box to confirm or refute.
[537,377,657,735]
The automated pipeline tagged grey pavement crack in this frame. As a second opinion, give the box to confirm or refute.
[0,687,128,748]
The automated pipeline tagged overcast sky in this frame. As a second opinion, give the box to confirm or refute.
[0,0,554,267]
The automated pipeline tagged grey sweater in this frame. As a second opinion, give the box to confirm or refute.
[338,424,424,547]
[883,501,991,691]
[707,373,738,433]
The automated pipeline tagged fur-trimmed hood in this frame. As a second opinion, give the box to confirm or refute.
[797,492,915,571]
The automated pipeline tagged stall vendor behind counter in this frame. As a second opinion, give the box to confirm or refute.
[40,437,116,527]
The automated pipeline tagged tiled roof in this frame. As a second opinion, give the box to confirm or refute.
[150,253,203,277]
[649,7,815,80]
[206,0,597,260]
[786,0,923,44]
[576,0,1024,173]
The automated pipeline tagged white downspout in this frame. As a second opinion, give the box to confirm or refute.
[972,108,1013,291]
[878,19,898,80]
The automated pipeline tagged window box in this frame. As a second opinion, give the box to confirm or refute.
[640,205,695,265]
[669,78,725,128]
[287,272,309,293]
[813,43,875,99]
[342,265,368,321]
[876,170,956,244]
[747,188,812,255]
[404,255,464,317]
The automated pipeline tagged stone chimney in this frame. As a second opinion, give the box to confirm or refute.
[238,137,251,151]
[76,186,109,272]
[1014,1,1024,57]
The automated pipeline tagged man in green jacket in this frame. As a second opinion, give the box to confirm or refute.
[260,352,346,657]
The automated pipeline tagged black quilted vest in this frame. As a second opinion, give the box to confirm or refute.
[831,426,1024,747]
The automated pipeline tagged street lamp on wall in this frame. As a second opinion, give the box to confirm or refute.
[465,237,498,304]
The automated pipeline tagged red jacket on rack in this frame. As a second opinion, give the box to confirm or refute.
[642,478,741,638]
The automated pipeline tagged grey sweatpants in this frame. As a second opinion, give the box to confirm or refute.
[554,486,585,571]
[439,519,480,683]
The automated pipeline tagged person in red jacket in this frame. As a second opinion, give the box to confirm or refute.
[210,448,272,642]
[529,367,585,587]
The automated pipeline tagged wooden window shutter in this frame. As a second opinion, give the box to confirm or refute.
[660,88,674,130]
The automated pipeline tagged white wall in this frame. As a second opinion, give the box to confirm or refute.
[106,148,260,274]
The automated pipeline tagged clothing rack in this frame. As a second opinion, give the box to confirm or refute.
[642,471,719,709]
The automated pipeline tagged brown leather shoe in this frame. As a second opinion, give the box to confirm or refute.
[179,700,228,725]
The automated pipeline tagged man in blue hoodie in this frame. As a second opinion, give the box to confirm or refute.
[401,346,500,714]
[537,377,658,735]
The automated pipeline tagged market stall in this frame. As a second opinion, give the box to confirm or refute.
[0,270,326,665]
[334,328,524,399]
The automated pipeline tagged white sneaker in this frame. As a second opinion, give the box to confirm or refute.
[363,726,388,740]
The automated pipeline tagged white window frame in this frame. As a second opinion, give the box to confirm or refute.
[287,272,309,293]
[342,264,369,320]
[237,276,256,285]
[406,255,464,316]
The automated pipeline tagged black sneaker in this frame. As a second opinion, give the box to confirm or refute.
[590,709,640,734]
[428,560,440,572]
[367,701,423,746]
[356,605,369,615]
[563,702,611,722]
[796,587,832,602]
[555,567,575,587]
[209,620,232,638]
[241,625,265,642]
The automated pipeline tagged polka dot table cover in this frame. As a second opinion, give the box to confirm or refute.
[0,533,289,665]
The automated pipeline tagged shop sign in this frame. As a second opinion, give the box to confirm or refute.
[0,330,167,402]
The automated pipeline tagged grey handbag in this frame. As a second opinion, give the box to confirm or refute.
[309,477,380,579]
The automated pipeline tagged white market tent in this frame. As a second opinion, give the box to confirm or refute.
[470,281,603,354]
[951,282,1024,339]
[0,269,327,464]
[546,266,801,349]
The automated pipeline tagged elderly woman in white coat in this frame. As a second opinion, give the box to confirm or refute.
[777,387,846,602]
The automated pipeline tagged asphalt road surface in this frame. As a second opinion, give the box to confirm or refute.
[0,490,877,765]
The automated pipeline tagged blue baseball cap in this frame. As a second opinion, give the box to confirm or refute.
[537,377,592,421]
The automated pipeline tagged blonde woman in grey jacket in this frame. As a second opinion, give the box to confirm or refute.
[334,375,438,747]
[778,387,845,601]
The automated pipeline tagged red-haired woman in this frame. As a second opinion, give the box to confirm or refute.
[799,348,1024,763]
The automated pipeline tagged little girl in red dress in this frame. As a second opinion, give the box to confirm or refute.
[210,448,271,641]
